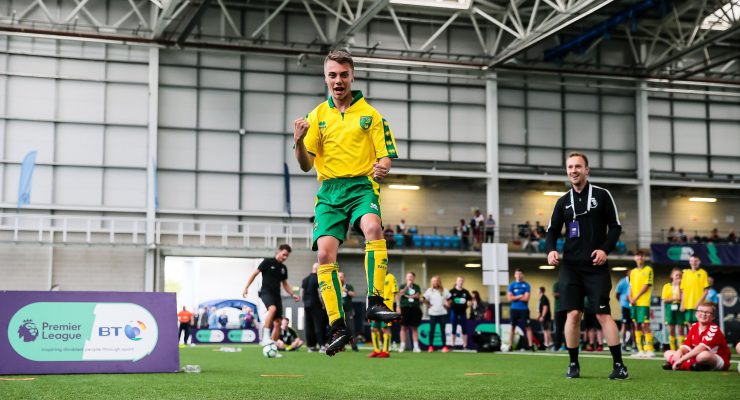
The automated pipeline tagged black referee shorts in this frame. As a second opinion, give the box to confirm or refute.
[259,291,283,319]
[559,262,612,314]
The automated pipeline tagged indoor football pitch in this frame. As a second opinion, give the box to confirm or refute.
[3,344,738,399]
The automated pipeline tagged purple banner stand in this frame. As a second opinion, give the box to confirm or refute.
[0,291,179,375]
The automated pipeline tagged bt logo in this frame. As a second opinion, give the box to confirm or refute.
[98,321,147,341]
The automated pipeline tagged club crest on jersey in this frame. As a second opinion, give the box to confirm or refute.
[591,197,598,208]
[318,121,327,133]
[360,116,372,129]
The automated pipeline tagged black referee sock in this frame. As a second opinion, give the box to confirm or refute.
[567,347,579,366]
[609,344,623,367]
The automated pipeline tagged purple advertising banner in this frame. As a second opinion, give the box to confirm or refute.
[0,291,180,375]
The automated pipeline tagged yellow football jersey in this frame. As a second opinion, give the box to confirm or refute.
[680,268,709,309]
[304,91,398,181]
[661,283,680,303]
[629,266,653,307]
[383,273,398,309]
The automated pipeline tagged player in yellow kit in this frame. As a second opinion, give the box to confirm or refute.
[369,272,399,358]
[680,254,709,325]
[294,51,400,356]
[628,250,654,358]
[661,268,684,351]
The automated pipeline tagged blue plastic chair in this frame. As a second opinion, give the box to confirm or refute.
[394,234,404,249]
[431,235,442,248]
[412,234,422,248]
[423,235,432,248]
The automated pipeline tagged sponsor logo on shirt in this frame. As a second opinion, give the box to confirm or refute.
[370,203,378,211]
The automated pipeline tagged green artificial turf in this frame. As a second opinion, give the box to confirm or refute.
[2,345,738,400]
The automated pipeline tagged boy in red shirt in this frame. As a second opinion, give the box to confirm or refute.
[663,302,730,371]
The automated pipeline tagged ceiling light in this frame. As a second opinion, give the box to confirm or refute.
[611,267,627,271]
[538,265,555,270]
[465,263,481,268]
[544,191,567,197]
[689,197,717,203]
[390,0,472,10]
[389,184,420,190]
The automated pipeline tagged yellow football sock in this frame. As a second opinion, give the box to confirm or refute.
[645,333,654,351]
[634,331,644,352]
[372,331,381,352]
[383,333,391,353]
[669,335,676,351]
[678,335,685,347]
[365,239,388,298]
[318,263,344,325]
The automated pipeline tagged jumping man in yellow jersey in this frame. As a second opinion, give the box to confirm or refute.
[628,250,654,357]
[294,51,401,356]
[680,254,709,325]
[369,272,398,358]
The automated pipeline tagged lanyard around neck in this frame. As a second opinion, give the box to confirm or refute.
[569,184,592,221]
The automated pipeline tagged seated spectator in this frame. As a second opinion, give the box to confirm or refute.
[384,226,396,249]
[534,221,545,238]
[677,228,688,242]
[727,229,737,244]
[519,221,538,253]
[277,318,304,351]
[396,219,408,234]
[709,228,721,243]
[667,226,677,242]
[662,302,731,371]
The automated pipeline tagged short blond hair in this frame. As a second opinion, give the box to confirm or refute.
[324,50,354,70]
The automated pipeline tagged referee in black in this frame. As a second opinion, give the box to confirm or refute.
[545,152,628,380]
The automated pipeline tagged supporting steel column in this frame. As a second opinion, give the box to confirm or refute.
[145,46,160,292]
[636,81,652,249]
[485,73,501,310]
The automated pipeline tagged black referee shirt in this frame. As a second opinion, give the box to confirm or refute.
[545,182,622,265]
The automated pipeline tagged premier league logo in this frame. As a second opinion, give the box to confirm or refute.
[18,319,39,342]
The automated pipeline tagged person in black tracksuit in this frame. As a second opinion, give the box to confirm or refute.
[545,152,628,380]
[302,263,328,351]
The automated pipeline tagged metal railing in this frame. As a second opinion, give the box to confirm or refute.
[5,213,729,253]
[0,213,312,250]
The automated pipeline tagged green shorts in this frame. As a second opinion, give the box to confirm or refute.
[312,176,381,251]
[684,309,698,324]
[664,304,685,325]
[370,321,391,329]
[630,306,650,324]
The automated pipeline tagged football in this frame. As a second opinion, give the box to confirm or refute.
[262,341,278,358]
